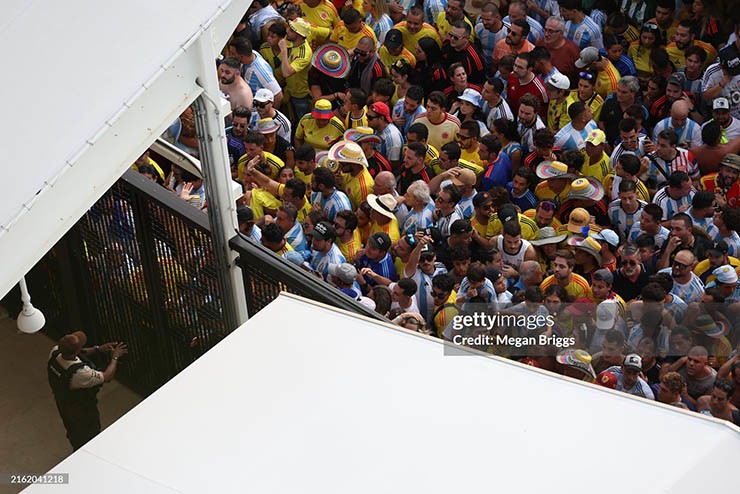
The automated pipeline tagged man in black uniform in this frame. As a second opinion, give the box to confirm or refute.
[47,331,127,450]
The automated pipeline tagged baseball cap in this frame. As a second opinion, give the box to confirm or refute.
[311,221,336,241]
[236,205,254,224]
[713,264,738,284]
[567,208,590,234]
[575,47,600,68]
[546,72,570,90]
[328,263,358,284]
[623,353,643,372]
[667,72,686,88]
[708,240,729,257]
[596,371,618,389]
[585,129,606,146]
[596,300,618,330]
[451,168,476,187]
[713,97,730,111]
[384,29,403,50]
[369,102,392,123]
[473,191,492,207]
[254,88,274,102]
[720,154,740,172]
[592,268,613,285]
[497,204,518,224]
[593,229,619,248]
[368,232,392,251]
[450,219,473,235]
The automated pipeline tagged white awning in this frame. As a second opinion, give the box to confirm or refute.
[0,0,249,299]
[25,294,740,493]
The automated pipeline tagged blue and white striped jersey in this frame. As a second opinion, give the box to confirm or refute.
[502,15,544,44]
[484,98,515,129]
[608,199,646,240]
[312,189,352,221]
[401,203,435,235]
[310,243,346,277]
[628,222,670,248]
[658,268,705,304]
[241,52,282,97]
[475,19,509,68]
[564,16,604,50]
[711,230,740,257]
[249,108,292,142]
[424,0,446,26]
[653,118,702,149]
[652,185,695,221]
[553,120,599,151]
[518,116,546,156]
[378,123,405,162]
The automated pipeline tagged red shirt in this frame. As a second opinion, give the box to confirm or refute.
[507,74,548,118]
[536,39,581,90]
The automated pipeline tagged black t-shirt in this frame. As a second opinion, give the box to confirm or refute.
[657,233,713,268]
[612,266,651,302]
[308,67,347,110]
[398,165,434,195]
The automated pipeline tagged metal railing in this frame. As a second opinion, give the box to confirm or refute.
[27,169,384,395]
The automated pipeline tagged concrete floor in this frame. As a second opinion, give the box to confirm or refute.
[0,316,142,494]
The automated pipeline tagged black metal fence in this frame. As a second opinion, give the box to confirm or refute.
[25,169,384,396]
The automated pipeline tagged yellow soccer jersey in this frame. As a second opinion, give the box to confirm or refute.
[330,21,377,51]
[342,168,375,211]
[285,41,312,98]
[295,115,346,151]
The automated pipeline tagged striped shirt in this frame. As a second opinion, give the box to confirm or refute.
[518,116,547,156]
[483,98,515,130]
[657,268,705,304]
[393,99,426,136]
[702,62,740,119]
[424,0,447,27]
[609,136,648,165]
[502,15,544,44]
[411,265,448,325]
[564,15,604,50]
[241,52,281,98]
[647,148,699,188]
[604,175,650,203]
[475,20,509,69]
[540,273,591,300]
[687,208,714,233]
[529,0,560,25]
[366,13,394,44]
[377,123,405,162]
[714,231,740,257]
[606,366,655,399]
[652,185,696,221]
[608,199,646,240]
[458,277,498,306]
[553,120,599,151]
[285,221,310,260]
[653,118,702,149]
[249,109,292,143]
[310,244,346,277]
[628,223,670,248]
[401,203,436,235]
[311,189,352,221]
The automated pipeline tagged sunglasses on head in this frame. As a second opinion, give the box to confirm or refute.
[579,71,595,81]
[539,200,556,211]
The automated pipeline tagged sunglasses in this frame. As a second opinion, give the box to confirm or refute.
[354,50,368,57]
[623,260,639,266]
[579,71,595,81]
[367,113,379,120]
[538,200,556,211]
[449,33,463,40]
[672,260,690,269]
[420,255,436,263]
[431,289,448,298]
[254,101,270,108]
[642,23,659,32]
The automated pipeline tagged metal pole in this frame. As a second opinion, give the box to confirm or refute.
[191,32,249,327]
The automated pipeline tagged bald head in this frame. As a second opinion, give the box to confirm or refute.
[358,36,375,51]
[373,171,397,195]
[520,260,543,282]
[671,100,689,127]
[674,249,696,265]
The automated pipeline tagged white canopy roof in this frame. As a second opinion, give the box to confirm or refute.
[26,294,740,493]
[0,0,248,299]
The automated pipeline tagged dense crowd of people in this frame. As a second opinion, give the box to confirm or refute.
[143,0,740,425]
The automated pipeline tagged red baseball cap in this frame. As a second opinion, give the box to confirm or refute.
[369,102,392,123]
[596,371,618,389]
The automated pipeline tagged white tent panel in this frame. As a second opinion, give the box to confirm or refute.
[0,0,248,299]
[25,294,740,493]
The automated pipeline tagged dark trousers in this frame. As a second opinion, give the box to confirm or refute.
[55,397,101,450]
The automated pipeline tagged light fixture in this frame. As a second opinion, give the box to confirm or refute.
[17,277,45,334]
